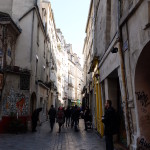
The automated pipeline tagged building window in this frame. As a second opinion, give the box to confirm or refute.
[20,74,30,90]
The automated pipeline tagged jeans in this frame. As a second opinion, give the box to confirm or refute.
[65,117,70,126]
[50,119,55,131]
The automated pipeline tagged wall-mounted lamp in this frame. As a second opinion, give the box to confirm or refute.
[111,47,118,53]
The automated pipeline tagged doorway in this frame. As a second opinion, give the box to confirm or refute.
[30,92,36,115]
[107,70,127,147]
[135,41,150,148]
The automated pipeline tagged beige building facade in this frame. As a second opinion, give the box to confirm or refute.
[0,0,54,131]
[67,44,82,107]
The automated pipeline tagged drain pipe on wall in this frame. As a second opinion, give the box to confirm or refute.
[117,0,131,148]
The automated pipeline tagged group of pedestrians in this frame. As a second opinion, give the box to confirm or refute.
[48,105,81,133]
[31,100,117,150]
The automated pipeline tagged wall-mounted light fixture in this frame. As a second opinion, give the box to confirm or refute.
[111,47,118,53]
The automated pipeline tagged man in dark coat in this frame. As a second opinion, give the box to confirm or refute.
[48,105,56,131]
[65,106,71,127]
[102,100,115,150]
[72,105,80,131]
[31,107,42,132]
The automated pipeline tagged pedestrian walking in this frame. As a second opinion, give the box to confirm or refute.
[56,106,65,133]
[65,106,71,127]
[70,106,74,128]
[31,107,42,132]
[48,105,56,132]
[71,105,80,131]
[102,100,117,150]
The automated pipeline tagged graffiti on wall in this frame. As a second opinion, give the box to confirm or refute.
[2,88,29,116]
[135,91,150,108]
[138,137,150,150]
[136,91,150,150]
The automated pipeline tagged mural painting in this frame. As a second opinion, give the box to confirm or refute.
[2,88,29,116]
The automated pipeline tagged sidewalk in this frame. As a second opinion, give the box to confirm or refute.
[0,119,106,150]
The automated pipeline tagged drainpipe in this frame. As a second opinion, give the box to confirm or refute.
[30,11,34,62]
[117,0,131,147]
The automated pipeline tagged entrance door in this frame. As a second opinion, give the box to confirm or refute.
[30,92,36,115]
[107,70,127,147]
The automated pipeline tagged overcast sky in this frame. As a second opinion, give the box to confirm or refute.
[50,0,91,64]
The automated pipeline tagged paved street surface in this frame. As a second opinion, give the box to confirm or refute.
[0,119,105,150]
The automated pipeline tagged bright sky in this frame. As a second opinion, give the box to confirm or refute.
[50,0,91,64]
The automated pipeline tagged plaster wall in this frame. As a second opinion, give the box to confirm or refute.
[95,0,118,58]
[121,1,150,146]
[94,0,107,57]
[15,12,32,69]
[99,52,119,82]
[12,0,35,22]
[123,1,150,76]
[0,0,13,16]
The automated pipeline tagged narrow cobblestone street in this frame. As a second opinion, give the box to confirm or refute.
[0,119,105,150]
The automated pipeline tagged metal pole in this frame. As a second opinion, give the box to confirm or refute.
[117,0,131,147]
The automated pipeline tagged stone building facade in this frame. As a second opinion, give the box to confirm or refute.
[83,0,150,149]
[0,1,83,131]
[0,0,54,131]
[67,44,83,107]
[120,0,150,149]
